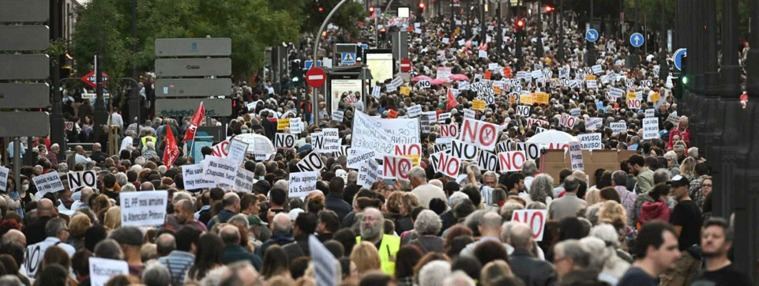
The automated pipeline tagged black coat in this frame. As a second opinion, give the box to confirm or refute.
[509,248,558,286]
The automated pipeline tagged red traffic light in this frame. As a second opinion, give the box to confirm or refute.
[516,19,525,28]
[418,3,425,9]
[318,6,325,13]
[544,5,554,12]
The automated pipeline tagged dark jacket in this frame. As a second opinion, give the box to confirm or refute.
[326,193,352,221]
[255,232,294,257]
[207,209,236,230]
[222,244,262,270]
[282,238,310,262]
[559,269,607,286]
[23,215,52,245]
[409,235,444,254]
[509,248,558,286]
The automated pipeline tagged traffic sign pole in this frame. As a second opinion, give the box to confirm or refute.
[312,0,350,127]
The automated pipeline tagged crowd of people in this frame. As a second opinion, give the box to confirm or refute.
[0,6,754,286]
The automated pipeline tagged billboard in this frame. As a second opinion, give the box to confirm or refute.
[329,79,363,114]
[366,51,394,86]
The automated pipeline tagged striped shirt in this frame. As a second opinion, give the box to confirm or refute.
[158,250,195,285]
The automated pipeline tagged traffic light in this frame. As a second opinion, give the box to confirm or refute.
[369,7,375,17]
[544,5,555,13]
[318,6,325,13]
[514,18,526,32]
[418,2,425,10]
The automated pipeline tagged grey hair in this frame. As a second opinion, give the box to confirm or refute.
[529,174,554,203]
[115,173,128,187]
[653,168,671,185]
[500,201,524,221]
[94,238,124,260]
[509,222,533,249]
[408,166,427,181]
[0,275,22,286]
[172,191,193,205]
[522,160,538,175]
[418,260,451,286]
[120,183,136,193]
[663,151,678,162]
[526,201,546,209]
[500,221,515,243]
[611,170,628,187]
[272,179,289,193]
[579,236,612,273]
[142,261,172,286]
[200,265,231,286]
[442,270,476,286]
[414,210,442,235]
[589,223,620,248]
[228,214,250,228]
[554,239,591,269]
[44,217,68,238]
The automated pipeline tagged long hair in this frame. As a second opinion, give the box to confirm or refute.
[261,245,290,279]
[188,233,224,281]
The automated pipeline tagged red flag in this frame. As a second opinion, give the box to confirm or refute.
[183,102,205,141]
[163,124,179,167]
[446,88,458,111]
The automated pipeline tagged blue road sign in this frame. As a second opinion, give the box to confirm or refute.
[585,29,599,43]
[630,33,645,48]
[673,48,687,71]
[304,60,313,70]
[341,52,356,65]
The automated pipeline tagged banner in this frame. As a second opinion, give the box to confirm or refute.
[32,172,64,197]
[347,148,376,170]
[297,151,325,172]
[585,117,603,131]
[351,111,420,156]
[120,190,168,227]
[577,133,603,150]
[203,156,238,186]
[67,170,97,191]
[289,172,319,198]
[511,210,548,241]
[459,118,499,151]
[89,257,129,286]
[182,164,215,190]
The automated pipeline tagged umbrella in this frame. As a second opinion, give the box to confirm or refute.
[411,75,433,82]
[525,130,576,150]
[449,74,469,81]
[431,78,449,85]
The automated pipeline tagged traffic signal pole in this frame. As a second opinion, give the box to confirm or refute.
[312,0,350,127]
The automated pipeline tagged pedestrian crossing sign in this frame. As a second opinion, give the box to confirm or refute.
[341,52,356,65]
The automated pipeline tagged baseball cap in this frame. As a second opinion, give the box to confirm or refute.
[669,175,689,187]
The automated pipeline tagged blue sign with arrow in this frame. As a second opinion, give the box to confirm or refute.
[673,48,687,71]
[630,33,645,48]
[585,29,599,43]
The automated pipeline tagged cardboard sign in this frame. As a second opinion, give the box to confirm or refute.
[471,99,487,111]
[560,114,577,129]
[357,158,380,188]
[643,117,659,140]
[610,121,628,135]
[497,151,527,173]
[577,133,603,150]
[289,171,319,198]
[297,151,325,172]
[451,139,480,161]
[627,98,641,109]
[277,118,290,131]
[406,104,422,118]
[32,172,64,197]
[347,148,376,169]
[120,190,168,227]
[645,108,655,118]
[463,109,475,119]
[476,150,499,172]
[89,257,129,286]
[517,105,531,117]
[332,110,345,122]
[569,141,584,171]
[67,170,97,191]
[585,117,603,131]
[430,152,461,178]
[383,155,413,180]
[275,133,297,149]
[227,139,248,165]
[459,118,499,151]
[511,210,548,241]
[182,163,215,190]
[0,166,8,192]
[203,156,238,186]
[234,168,256,192]
[393,143,422,166]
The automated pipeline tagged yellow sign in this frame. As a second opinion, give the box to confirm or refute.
[404,155,421,166]
[534,92,550,105]
[399,86,411,96]
[277,118,290,131]
[472,99,487,111]
[520,93,535,105]
[584,74,597,81]
[627,91,637,101]
[648,91,661,103]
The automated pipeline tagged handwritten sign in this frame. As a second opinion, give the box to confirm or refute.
[120,190,168,227]
[0,166,7,192]
[89,257,129,286]
[643,117,659,140]
[182,163,215,190]
[32,172,64,197]
[569,141,584,171]
[203,157,238,186]
[289,172,319,198]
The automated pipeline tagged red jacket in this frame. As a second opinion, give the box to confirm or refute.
[667,127,690,149]
[638,200,670,226]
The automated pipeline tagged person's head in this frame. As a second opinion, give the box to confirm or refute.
[350,241,381,275]
[628,155,645,174]
[529,174,554,203]
[408,166,428,187]
[293,212,318,238]
[41,246,71,271]
[482,171,498,188]
[329,176,345,195]
[360,207,384,242]
[394,245,423,279]
[272,213,293,234]
[1,230,26,248]
[35,263,68,286]
[175,226,201,253]
[418,260,451,286]
[36,198,54,217]
[473,239,508,265]
[220,225,241,246]
[563,175,580,193]
[173,199,195,224]
[155,233,175,257]
[450,255,482,282]
[191,232,225,280]
[103,206,121,230]
[45,217,69,241]
[261,245,290,279]
[109,226,144,259]
[701,217,733,258]
[509,222,533,251]
[141,261,171,286]
[480,260,514,286]
[414,210,442,236]
[94,238,124,260]
[678,116,688,129]
[478,211,502,237]
[653,168,671,185]
[589,223,620,248]
[633,221,681,274]
[223,192,241,213]
[611,170,627,187]
[522,160,538,176]
[701,176,713,198]
[668,175,690,201]
[359,271,392,286]
[553,239,591,279]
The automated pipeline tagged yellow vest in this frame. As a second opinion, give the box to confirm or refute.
[141,136,157,148]
[355,235,401,276]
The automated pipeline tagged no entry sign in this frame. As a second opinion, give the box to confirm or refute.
[306,67,326,88]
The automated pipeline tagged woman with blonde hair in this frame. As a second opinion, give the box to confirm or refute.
[103,206,121,231]
[349,241,381,275]
[69,212,92,249]
[384,192,414,234]
[597,201,631,241]
[480,260,514,286]
[679,157,698,180]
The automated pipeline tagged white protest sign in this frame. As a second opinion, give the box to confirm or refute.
[586,80,598,89]
[439,123,459,138]
[406,105,422,118]
[347,148,376,170]
[607,87,625,100]
[436,67,452,80]
[120,190,168,227]
[311,131,324,151]
[478,50,488,58]
[290,117,303,133]
[182,163,215,190]
[89,257,129,286]
[289,171,319,198]
[358,158,380,188]
[67,170,97,191]
[585,117,603,131]
[297,151,325,172]
[459,118,499,151]
[560,114,577,129]
[309,235,340,286]
[645,108,655,118]
[430,152,461,178]
[511,209,548,241]
[569,141,584,171]
[393,143,422,164]
[203,156,238,186]
[275,133,297,149]
[570,108,581,117]
[577,133,603,150]
[438,112,451,124]
[321,128,341,153]
[643,117,660,140]
[210,139,231,158]
[0,166,8,192]
[416,80,432,89]
[450,139,480,161]
[476,150,499,172]
[497,151,527,173]
[495,140,541,161]
[234,168,256,192]
[23,239,59,276]
[667,111,679,125]
[610,121,628,135]
[371,86,381,98]
[32,172,64,197]
[591,64,604,75]
[332,110,345,122]
[627,98,641,109]
[517,105,531,117]
[351,111,419,157]
[227,139,249,165]
[458,81,470,90]
[463,109,475,119]
[383,155,413,181]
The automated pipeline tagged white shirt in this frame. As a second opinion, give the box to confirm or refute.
[120,136,134,152]
[109,112,124,129]
[43,237,76,257]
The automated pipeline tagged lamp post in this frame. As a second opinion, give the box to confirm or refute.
[312,0,350,127]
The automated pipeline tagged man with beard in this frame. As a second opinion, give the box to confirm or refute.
[164,199,207,232]
[618,221,681,286]
[692,218,753,286]
[355,207,400,276]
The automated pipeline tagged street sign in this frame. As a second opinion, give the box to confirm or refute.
[0,26,49,51]
[0,54,49,80]
[0,0,49,23]
[306,67,326,88]
[155,98,232,117]
[80,70,110,89]
[0,83,49,108]
[629,33,645,48]
[0,112,49,137]
[155,58,232,77]
[400,58,411,72]
[585,29,599,43]
[341,52,356,65]
[155,38,231,57]
[673,48,687,71]
[155,78,232,97]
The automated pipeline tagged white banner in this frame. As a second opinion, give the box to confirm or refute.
[643,117,659,140]
[32,172,64,197]
[289,172,319,198]
[182,164,215,190]
[347,148,376,170]
[351,111,419,156]
[67,170,97,191]
[120,190,168,227]
[89,257,129,286]
[585,117,603,131]
[203,156,238,187]
[406,104,422,118]
[577,133,603,150]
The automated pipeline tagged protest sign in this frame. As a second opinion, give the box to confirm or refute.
[577,133,603,150]
[667,111,679,124]
[459,118,499,151]
[627,98,641,109]
[277,118,290,131]
[358,158,381,188]
[471,99,487,111]
[497,151,527,173]
[570,108,581,117]
[495,140,541,161]
[347,148,376,169]
[227,139,248,165]
[32,172,64,197]
[67,170,97,191]
[516,105,531,116]
[321,128,341,153]
[586,80,598,89]
[436,67,452,79]
[406,105,422,118]
[311,132,324,151]
[393,143,422,165]
[234,168,256,192]
[332,110,344,122]
[182,163,215,190]
[297,151,325,172]
[289,171,319,198]
[591,64,604,75]
[569,141,584,170]
[210,139,231,158]
[203,156,238,186]
[438,112,451,124]
[585,117,603,131]
[560,114,577,129]
[275,133,297,149]
[511,210,548,241]
[0,166,7,192]
[351,111,420,156]
[371,86,381,98]
[89,257,129,286]
[383,155,413,180]
[439,123,459,139]
[645,108,655,118]
[430,152,460,178]
[290,117,303,133]
[120,190,168,227]
[23,238,61,276]
[607,87,624,100]
[416,80,431,89]
[399,85,411,96]
[451,139,480,161]
[309,235,340,286]
[476,150,499,172]
[643,117,659,140]
[610,121,627,135]
[463,109,475,119]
